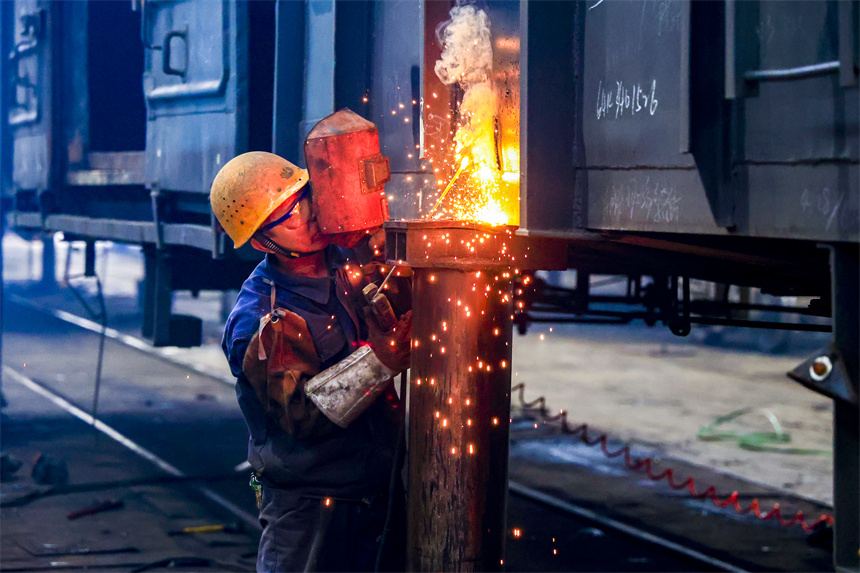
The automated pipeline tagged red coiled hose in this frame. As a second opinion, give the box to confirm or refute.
[512,383,834,533]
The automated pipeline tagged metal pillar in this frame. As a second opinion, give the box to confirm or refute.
[39,232,56,288]
[408,267,513,572]
[831,244,859,572]
[141,245,173,346]
[386,220,564,572]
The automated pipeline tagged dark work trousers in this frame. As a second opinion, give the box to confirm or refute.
[256,483,406,572]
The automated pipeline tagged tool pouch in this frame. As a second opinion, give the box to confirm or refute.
[305,345,396,428]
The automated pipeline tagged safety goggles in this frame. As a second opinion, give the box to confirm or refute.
[259,186,309,232]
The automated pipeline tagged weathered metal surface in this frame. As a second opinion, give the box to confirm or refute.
[520,0,859,241]
[389,221,560,571]
[385,220,566,271]
[9,0,54,194]
[407,266,513,572]
[828,245,859,571]
[142,0,245,194]
[44,215,157,244]
[272,0,306,163]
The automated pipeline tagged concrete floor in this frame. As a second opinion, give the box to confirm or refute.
[3,233,834,513]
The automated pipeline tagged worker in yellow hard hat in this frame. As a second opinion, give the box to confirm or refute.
[211,112,410,573]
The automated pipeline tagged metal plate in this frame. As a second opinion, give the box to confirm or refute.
[143,0,244,193]
[9,0,52,192]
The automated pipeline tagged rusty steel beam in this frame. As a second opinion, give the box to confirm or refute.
[386,221,564,572]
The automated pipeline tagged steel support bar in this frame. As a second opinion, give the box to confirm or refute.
[830,244,859,572]
[141,245,173,346]
[38,232,56,288]
[387,220,565,572]
[408,267,512,572]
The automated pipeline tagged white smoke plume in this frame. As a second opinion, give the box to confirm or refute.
[434,4,493,87]
[434,3,498,161]
[432,3,510,225]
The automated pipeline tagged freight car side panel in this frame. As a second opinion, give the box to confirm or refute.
[737,2,860,242]
[8,0,53,195]
[581,0,722,235]
[142,0,245,194]
[582,0,692,169]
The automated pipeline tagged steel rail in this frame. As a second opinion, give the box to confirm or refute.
[7,293,235,387]
[508,480,749,573]
[3,366,262,533]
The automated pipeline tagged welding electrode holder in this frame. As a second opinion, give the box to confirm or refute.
[362,283,398,331]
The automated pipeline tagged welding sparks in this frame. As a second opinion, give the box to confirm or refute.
[426,4,519,226]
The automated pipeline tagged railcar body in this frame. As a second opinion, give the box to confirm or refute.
[1,1,857,569]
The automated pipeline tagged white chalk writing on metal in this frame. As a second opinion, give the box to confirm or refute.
[800,187,844,232]
[604,177,681,223]
[596,79,658,120]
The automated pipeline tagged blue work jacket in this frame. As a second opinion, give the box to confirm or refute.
[222,249,398,499]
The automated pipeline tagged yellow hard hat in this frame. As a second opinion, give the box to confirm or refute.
[210,152,309,248]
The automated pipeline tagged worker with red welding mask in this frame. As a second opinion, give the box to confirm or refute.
[210,109,410,572]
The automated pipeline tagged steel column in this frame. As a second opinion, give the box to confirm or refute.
[407,266,512,572]
[39,232,56,288]
[386,220,565,572]
[830,244,859,572]
[141,245,172,346]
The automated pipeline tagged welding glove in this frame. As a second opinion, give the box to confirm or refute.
[243,309,334,438]
[365,309,413,373]
[304,310,411,428]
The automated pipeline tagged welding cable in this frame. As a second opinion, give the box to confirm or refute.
[374,371,408,573]
[510,383,834,533]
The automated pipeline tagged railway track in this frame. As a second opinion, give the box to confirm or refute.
[1,290,833,572]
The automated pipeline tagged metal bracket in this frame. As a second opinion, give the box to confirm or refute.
[788,346,858,406]
[149,184,164,250]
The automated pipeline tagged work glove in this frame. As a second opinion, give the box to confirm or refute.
[365,308,412,373]
[243,309,335,438]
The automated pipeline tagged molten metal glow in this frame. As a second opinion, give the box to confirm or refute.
[425,11,520,227]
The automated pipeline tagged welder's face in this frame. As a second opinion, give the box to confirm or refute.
[258,186,330,254]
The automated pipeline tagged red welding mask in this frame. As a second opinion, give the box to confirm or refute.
[304,109,391,247]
